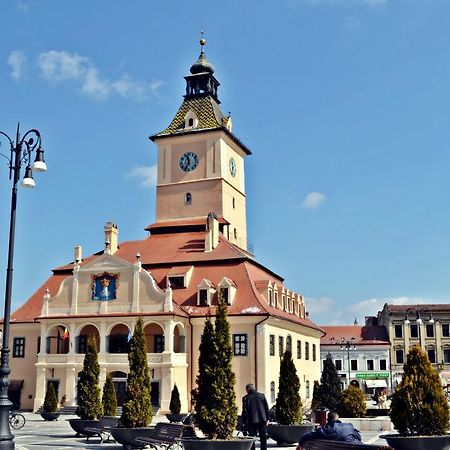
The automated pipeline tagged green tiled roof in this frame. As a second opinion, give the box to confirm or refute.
[156,96,226,136]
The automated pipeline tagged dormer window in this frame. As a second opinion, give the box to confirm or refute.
[167,265,194,289]
[218,277,237,306]
[184,110,198,129]
[268,289,273,306]
[197,278,215,306]
[274,291,278,307]
[168,276,185,289]
[220,287,229,304]
[199,289,208,306]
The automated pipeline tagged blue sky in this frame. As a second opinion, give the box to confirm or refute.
[1,0,450,325]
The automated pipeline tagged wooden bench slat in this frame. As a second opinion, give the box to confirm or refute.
[305,439,392,450]
[135,423,185,450]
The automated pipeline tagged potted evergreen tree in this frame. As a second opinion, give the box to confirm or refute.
[68,335,103,436]
[110,318,155,449]
[338,385,366,418]
[166,385,188,423]
[41,383,60,421]
[318,354,342,412]
[267,350,314,446]
[182,293,254,450]
[102,373,118,418]
[383,346,450,450]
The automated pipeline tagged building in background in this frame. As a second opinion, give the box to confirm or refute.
[377,303,450,389]
[320,322,391,394]
[7,40,324,412]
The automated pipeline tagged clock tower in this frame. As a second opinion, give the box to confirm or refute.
[150,38,251,251]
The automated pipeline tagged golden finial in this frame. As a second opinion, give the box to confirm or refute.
[200,31,206,50]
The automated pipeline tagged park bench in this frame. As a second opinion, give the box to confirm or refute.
[135,422,185,450]
[84,416,120,443]
[304,440,392,450]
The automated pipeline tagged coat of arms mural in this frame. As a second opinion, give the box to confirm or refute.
[92,273,119,301]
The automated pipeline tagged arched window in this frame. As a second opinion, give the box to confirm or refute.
[185,192,192,205]
[286,335,292,353]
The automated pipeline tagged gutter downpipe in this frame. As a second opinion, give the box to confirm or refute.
[188,316,194,411]
[254,314,270,390]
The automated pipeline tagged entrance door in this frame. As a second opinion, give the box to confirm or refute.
[111,371,127,406]
[47,380,60,399]
[150,382,160,407]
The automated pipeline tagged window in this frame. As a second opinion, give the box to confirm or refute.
[199,289,208,306]
[427,348,436,363]
[396,349,404,364]
[220,287,229,304]
[270,335,275,356]
[410,324,419,338]
[335,359,342,371]
[270,382,276,403]
[154,335,165,353]
[184,192,192,205]
[77,335,88,353]
[297,340,302,359]
[426,324,434,338]
[306,380,310,398]
[443,324,450,337]
[168,276,184,288]
[279,336,284,356]
[12,337,25,358]
[350,359,358,371]
[312,344,316,361]
[232,197,235,209]
[274,291,278,306]
[37,336,41,354]
[444,349,450,363]
[188,118,194,127]
[233,334,247,356]
[394,324,403,338]
[268,290,273,306]
[233,228,237,239]
[367,359,374,371]
[379,359,387,370]
[305,342,310,360]
[286,335,292,353]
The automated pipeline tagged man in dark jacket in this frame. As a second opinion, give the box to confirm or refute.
[242,383,269,450]
[296,412,362,449]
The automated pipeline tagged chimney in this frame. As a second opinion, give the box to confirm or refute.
[104,222,119,254]
[205,212,219,252]
[74,245,82,263]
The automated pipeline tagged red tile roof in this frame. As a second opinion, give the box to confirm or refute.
[11,229,323,334]
[321,325,390,345]
[382,304,450,314]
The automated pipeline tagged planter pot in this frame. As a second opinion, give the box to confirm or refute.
[181,437,255,450]
[165,412,189,423]
[67,418,101,437]
[267,423,315,446]
[40,411,60,421]
[110,426,155,450]
[382,433,450,450]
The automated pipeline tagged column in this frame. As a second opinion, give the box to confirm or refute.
[160,366,174,413]
[164,321,175,353]
[65,367,77,406]
[34,367,47,411]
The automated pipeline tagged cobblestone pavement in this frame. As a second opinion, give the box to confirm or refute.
[12,413,390,450]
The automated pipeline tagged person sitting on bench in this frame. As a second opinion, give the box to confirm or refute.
[296,411,362,450]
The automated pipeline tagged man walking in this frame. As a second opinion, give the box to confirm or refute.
[242,383,269,450]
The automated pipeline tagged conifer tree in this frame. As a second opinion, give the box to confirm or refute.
[311,380,321,410]
[319,355,342,412]
[169,385,181,415]
[102,374,118,417]
[192,293,238,439]
[275,350,302,425]
[339,385,366,418]
[390,345,450,436]
[43,383,58,413]
[76,335,103,420]
[121,318,153,428]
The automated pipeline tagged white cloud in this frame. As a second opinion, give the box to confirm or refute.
[8,51,27,80]
[126,165,157,187]
[37,50,163,101]
[302,192,327,209]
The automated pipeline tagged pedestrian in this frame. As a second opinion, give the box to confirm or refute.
[242,383,269,450]
[296,411,362,449]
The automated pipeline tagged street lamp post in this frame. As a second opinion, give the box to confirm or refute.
[341,337,356,387]
[0,124,47,449]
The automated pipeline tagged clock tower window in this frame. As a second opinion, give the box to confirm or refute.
[185,192,192,206]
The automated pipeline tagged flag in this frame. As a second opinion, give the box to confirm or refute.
[63,328,69,340]
[127,331,132,342]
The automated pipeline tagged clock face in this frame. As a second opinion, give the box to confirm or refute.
[179,152,199,172]
[229,157,236,177]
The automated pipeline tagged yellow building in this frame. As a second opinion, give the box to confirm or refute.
[8,40,324,413]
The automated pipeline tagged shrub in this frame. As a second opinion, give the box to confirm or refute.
[76,335,103,420]
[275,350,303,425]
[43,383,58,413]
[121,318,152,428]
[319,355,342,412]
[339,386,366,418]
[102,374,118,417]
[169,385,181,414]
[192,293,238,439]
[390,345,450,436]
